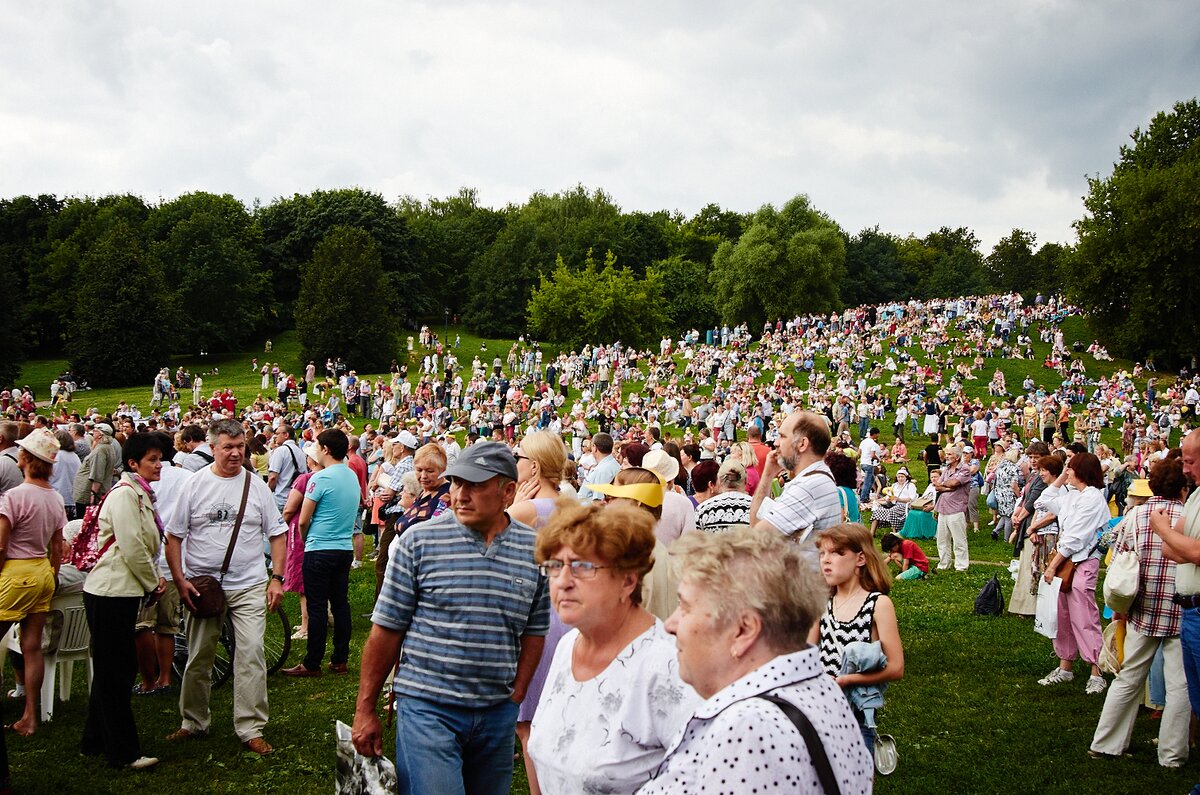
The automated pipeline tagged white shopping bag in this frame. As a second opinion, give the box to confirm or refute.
[1034,577,1061,639]
[335,720,397,795]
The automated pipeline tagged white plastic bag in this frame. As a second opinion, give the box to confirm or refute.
[335,720,397,795]
[1034,577,1061,639]
[1103,518,1140,614]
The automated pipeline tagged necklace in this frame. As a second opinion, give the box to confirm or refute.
[832,586,865,614]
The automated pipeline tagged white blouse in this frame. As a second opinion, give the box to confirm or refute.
[528,621,700,795]
[1040,484,1109,562]
[637,647,873,795]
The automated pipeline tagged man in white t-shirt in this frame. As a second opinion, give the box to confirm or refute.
[164,419,287,757]
[267,424,307,510]
[858,427,883,505]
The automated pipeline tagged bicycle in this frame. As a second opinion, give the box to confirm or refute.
[172,600,292,688]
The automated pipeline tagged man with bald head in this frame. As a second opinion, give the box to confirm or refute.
[749,410,841,546]
[1150,430,1200,763]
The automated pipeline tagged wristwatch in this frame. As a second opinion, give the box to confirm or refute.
[271,574,284,583]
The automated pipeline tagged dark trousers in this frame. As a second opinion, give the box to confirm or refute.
[81,593,142,766]
[302,550,353,670]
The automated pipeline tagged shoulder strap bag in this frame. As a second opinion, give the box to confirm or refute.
[284,442,302,490]
[758,693,841,795]
[186,470,252,618]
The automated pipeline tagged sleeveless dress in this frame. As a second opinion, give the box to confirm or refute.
[517,497,569,723]
[818,592,880,676]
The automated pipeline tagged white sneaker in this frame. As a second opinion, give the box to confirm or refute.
[1038,668,1074,686]
[128,756,159,770]
[7,686,24,699]
[1085,675,1107,695]
[350,560,363,570]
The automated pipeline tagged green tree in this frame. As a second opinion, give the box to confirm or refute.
[676,203,747,265]
[398,188,509,315]
[0,254,24,386]
[841,227,915,306]
[900,227,989,299]
[295,227,399,372]
[0,195,62,373]
[464,186,627,336]
[257,189,419,326]
[648,255,719,329]
[144,192,266,354]
[528,250,669,350]
[709,195,845,328]
[1031,242,1071,298]
[1067,98,1200,366]
[27,195,150,353]
[985,229,1038,296]
[68,222,172,387]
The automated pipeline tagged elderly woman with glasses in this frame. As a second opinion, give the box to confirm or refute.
[637,526,873,794]
[527,499,699,794]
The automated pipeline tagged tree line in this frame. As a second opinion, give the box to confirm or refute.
[1,98,1195,386]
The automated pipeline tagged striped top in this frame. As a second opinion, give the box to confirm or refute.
[373,511,551,707]
[760,460,842,543]
[818,592,880,676]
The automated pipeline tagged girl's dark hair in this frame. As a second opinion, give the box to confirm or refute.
[880,533,902,554]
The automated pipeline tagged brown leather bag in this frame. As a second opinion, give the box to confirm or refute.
[1057,559,1076,592]
[186,471,252,619]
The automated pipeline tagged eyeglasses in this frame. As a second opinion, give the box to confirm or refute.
[513,452,528,462]
[538,560,613,579]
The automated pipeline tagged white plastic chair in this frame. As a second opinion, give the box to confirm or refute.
[0,593,93,722]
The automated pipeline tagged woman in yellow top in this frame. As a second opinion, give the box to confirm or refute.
[81,432,168,770]
[0,428,67,742]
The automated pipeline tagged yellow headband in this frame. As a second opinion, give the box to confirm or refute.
[589,481,664,508]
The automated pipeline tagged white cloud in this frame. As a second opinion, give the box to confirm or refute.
[1,0,1197,251]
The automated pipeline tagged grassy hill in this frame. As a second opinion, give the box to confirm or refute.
[10,314,1188,795]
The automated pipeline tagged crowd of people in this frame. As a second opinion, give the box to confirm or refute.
[0,292,1197,793]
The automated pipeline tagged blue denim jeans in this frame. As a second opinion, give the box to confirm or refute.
[395,697,519,795]
[1179,608,1200,716]
[860,465,875,505]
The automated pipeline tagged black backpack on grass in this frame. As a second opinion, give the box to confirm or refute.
[974,574,1005,616]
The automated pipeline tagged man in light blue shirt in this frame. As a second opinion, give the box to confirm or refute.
[284,428,359,677]
[577,432,619,501]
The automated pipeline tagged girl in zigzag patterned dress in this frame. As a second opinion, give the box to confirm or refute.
[809,523,905,756]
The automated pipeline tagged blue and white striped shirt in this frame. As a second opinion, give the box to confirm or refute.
[373,511,550,707]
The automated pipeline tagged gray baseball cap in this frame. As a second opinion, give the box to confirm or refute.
[442,441,518,483]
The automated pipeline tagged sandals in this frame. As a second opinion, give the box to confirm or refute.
[133,684,170,696]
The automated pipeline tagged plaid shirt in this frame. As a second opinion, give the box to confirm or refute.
[1120,497,1183,637]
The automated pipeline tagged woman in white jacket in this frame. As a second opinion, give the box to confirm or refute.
[1037,452,1110,695]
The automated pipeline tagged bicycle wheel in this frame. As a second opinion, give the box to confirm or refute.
[172,612,235,689]
[264,605,292,675]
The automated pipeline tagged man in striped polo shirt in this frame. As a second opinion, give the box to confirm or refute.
[749,410,842,549]
[352,441,549,794]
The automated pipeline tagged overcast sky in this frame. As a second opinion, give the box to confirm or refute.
[2,1,1197,251]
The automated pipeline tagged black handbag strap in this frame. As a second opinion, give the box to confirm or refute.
[758,694,841,795]
[284,442,301,489]
[220,470,253,582]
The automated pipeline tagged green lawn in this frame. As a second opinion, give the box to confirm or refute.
[11,311,1187,794]
[6,537,1187,794]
